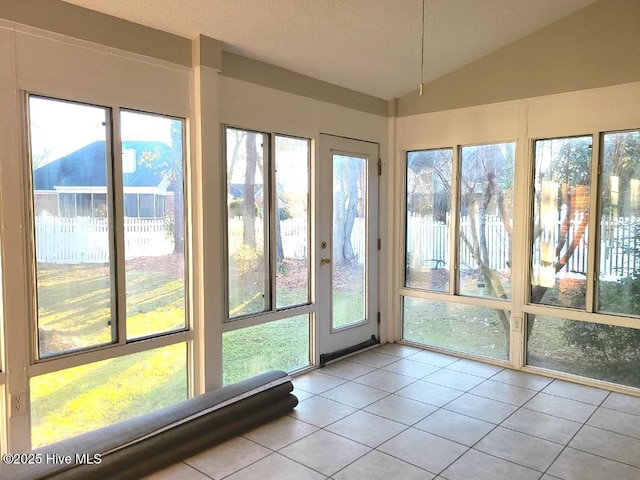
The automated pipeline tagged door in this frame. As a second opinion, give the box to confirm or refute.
[318,134,379,359]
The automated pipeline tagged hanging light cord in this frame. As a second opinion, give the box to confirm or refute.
[419,0,425,96]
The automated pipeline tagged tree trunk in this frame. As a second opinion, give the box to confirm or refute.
[243,133,257,248]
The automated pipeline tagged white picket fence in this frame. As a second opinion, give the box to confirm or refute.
[35,215,173,264]
[407,214,511,272]
[37,213,639,276]
[229,216,367,264]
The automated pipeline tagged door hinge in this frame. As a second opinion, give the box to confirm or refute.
[377,238,381,250]
[377,312,381,324]
[378,159,382,175]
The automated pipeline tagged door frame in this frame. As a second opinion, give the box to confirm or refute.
[316,134,380,361]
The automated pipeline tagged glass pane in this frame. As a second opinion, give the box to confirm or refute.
[459,143,515,298]
[531,136,592,309]
[406,149,452,291]
[121,111,186,340]
[30,96,113,357]
[275,136,310,309]
[227,128,268,318]
[598,131,640,316]
[403,297,509,360]
[527,315,640,389]
[223,315,310,385]
[332,155,367,329]
[30,342,187,447]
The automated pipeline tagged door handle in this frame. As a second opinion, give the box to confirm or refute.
[321,257,331,265]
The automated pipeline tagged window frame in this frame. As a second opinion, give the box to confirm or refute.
[223,125,313,326]
[25,94,192,373]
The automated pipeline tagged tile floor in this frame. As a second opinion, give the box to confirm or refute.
[147,344,640,480]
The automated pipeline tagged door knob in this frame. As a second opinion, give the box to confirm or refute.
[321,257,331,265]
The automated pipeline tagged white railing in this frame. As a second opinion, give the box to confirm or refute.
[35,215,174,264]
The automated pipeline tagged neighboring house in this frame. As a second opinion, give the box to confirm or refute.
[33,140,177,219]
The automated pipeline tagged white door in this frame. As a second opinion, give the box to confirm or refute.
[318,134,379,363]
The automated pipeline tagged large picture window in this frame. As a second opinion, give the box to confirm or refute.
[27,96,189,447]
[225,128,311,318]
[402,142,515,361]
[527,131,640,386]
[223,127,311,381]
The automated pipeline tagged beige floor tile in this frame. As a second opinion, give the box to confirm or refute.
[414,409,494,446]
[143,462,211,479]
[542,379,608,406]
[320,381,388,408]
[408,350,460,367]
[445,359,503,378]
[548,447,640,480]
[569,424,640,468]
[184,437,271,479]
[280,430,370,476]
[475,426,563,471]
[378,427,467,474]
[523,392,597,423]
[491,369,553,391]
[243,415,318,450]
[363,394,438,425]
[444,393,517,424]
[587,406,640,439]
[500,408,581,444]
[347,350,398,368]
[334,450,433,480]
[289,396,356,427]
[382,358,440,378]
[293,387,315,402]
[602,392,640,416]
[423,369,485,391]
[374,343,423,358]
[326,410,407,447]
[293,371,346,394]
[396,380,463,406]
[226,453,325,480]
[320,360,374,380]
[352,369,415,393]
[441,449,540,480]
[469,380,537,406]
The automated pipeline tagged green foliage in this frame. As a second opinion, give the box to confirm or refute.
[229,199,258,217]
[561,319,640,364]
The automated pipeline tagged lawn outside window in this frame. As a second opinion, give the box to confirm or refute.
[27,95,189,447]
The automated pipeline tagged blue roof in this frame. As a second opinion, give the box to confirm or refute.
[33,141,178,191]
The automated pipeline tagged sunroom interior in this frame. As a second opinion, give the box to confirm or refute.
[1,0,640,478]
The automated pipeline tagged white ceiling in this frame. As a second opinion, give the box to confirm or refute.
[61,0,597,100]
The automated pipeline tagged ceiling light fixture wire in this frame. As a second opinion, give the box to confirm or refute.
[419,0,425,96]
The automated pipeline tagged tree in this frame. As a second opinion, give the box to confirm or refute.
[332,156,363,266]
[243,133,258,248]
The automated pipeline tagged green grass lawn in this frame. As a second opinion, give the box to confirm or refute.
[31,260,312,447]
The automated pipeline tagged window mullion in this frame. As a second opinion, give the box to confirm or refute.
[450,145,461,296]
[110,108,126,346]
[585,133,601,314]
[268,134,276,313]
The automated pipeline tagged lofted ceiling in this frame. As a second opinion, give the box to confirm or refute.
[61,0,597,100]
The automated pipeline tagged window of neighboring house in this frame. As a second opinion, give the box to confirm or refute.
[138,193,155,217]
[92,193,107,217]
[27,95,189,447]
[402,143,515,361]
[124,193,138,217]
[223,127,311,383]
[527,132,640,388]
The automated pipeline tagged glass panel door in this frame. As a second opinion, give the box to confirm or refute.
[332,154,367,329]
[319,135,378,356]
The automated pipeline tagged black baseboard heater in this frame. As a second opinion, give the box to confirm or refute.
[319,335,380,367]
